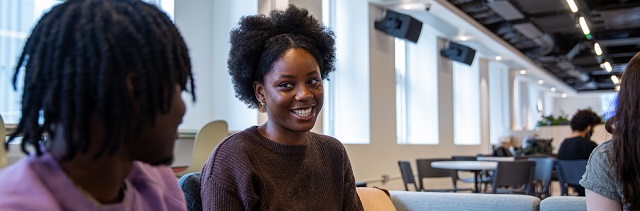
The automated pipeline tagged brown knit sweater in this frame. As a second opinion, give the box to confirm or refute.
[200,126,364,211]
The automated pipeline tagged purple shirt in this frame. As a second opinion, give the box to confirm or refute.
[0,153,186,211]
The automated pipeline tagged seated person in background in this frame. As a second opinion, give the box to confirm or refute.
[557,109,600,197]
[581,52,640,211]
[492,137,514,157]
[200,5,363,210]
[0,0,194,209]
[557,109,601,160]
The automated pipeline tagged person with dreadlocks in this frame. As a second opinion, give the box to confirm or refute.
[0,0,194,210]
[200,5,363,210]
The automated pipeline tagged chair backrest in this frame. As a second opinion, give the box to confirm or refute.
[179,172,202,211]
[398,160,419,191]
[416,158,454,190]
[477,156,515,161]
[491,160,536,195]
[180,120,229,175]
[528,157,555,197]
[451,155,477,161]
[555,159,588,195]
[0,114,7,169]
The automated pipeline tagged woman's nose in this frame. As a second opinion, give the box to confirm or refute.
[296,86,313,101]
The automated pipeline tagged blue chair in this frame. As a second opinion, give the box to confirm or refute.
[528,157,555,198]
[555,159,588,196]
[178,172,202,211]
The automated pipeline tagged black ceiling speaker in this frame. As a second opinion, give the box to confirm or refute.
[440,41,476,65]
[374,10,423,43]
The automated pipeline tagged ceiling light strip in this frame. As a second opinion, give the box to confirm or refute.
[579,17,590,35]
[594,43,602,56]
[566,0,579,13]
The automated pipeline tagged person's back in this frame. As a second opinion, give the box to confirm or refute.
[557,109,601,160]
[557,136,597,160]
[0,0,195,209]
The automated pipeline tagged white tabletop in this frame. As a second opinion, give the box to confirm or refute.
[431,161,497,171]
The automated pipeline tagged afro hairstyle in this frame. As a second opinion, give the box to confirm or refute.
[227,4,336,109]
[570,109,601,131]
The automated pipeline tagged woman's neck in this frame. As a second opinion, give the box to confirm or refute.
[258,123,307,145]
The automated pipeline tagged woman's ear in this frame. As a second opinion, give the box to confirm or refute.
[253,81,265,103]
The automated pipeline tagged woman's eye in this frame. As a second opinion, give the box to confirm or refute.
[309,78,321,85]
[278,83,293,89]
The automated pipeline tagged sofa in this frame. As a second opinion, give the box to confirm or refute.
[386,191,586,211]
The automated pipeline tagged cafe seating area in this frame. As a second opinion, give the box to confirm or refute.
[396,154,589,203]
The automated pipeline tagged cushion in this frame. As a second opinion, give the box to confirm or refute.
[540,196,586,211]
[178,172,202,211]
[357,187,397,211]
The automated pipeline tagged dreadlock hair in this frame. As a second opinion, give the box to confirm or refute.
[605,51,640,209]
[7,0,195,162]
[228,5,335,110]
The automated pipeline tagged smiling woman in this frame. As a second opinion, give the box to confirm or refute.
[199,5,364,210]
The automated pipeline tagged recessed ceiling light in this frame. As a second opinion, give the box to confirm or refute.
[538,80,544,85]
[520,70,527,75]
[398,3,428,11]
[551,87,556,92]
[495,56,502,61]
[562,93,568,98]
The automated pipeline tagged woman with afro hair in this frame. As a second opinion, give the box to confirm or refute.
[200,5,363,210]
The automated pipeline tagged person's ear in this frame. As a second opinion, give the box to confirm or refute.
[125,73,140,111]
[254,81,265,104]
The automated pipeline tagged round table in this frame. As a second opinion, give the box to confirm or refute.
[431,161,498,193]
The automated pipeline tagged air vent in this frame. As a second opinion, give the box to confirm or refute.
[486,0,524,21]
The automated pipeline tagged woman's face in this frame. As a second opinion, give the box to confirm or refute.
[255,48,323,133]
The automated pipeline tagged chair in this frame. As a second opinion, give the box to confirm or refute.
[452,155,492,192]
[528,157,555,198]
[0,114,7,169]
[415,158,472,192]
[490,160,536,195]
[555,159,588,196]
[176,120,229,176]
[179,172,202,211]
[398,160,419,191]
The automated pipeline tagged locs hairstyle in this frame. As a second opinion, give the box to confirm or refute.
[7,0,195,161]
[227,5,335,109]
[605,52,640,209]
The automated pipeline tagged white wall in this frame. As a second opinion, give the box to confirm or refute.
[340,5,490,191]
[175,0,258,132]
[553,94,610,117]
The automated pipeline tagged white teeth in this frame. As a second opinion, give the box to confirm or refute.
[293,107,312,117]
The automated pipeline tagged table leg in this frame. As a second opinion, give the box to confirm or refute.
[474,171,480,193]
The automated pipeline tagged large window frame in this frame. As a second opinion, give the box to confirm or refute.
[0,0,173,124]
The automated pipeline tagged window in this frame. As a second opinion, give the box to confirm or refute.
[395,28,439,144]
[453,58,480,145]
[321,0,370,144]
[0,0,173,124]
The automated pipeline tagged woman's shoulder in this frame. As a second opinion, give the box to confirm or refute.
[591,140,614,159]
